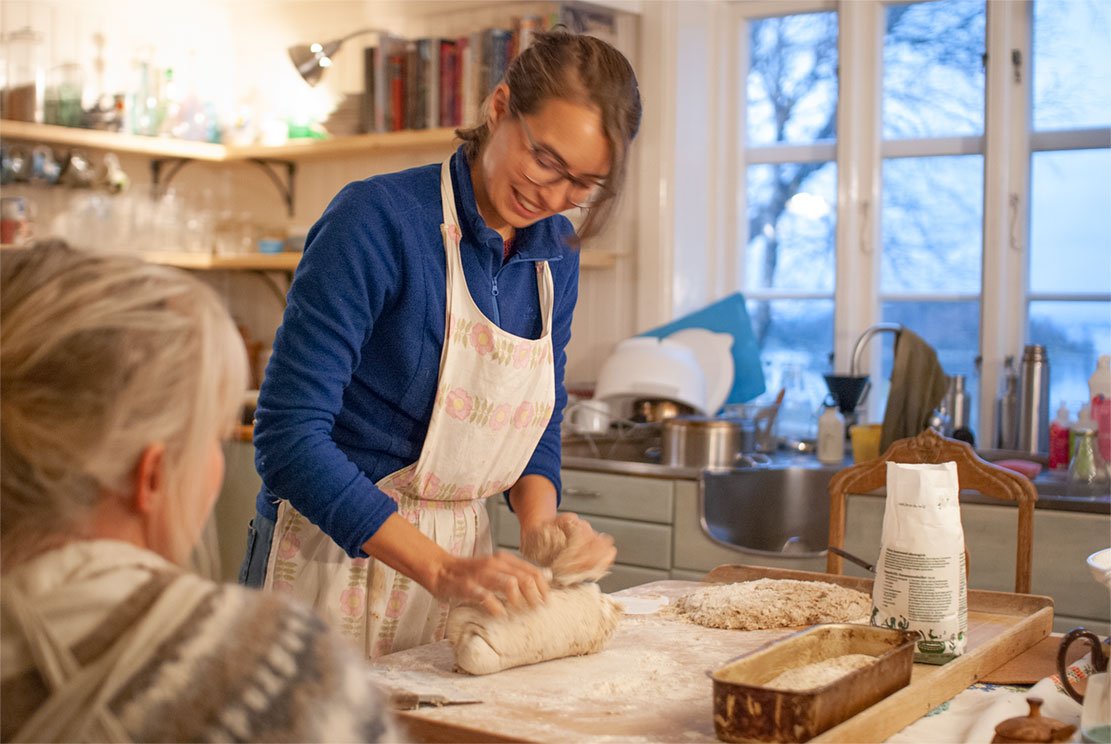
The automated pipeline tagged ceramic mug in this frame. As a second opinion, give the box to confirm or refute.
[566,400,611,435]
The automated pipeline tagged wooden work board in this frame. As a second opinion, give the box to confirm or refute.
[367,565,1053,743]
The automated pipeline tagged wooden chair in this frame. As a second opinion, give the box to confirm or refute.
[826,427,1037,594]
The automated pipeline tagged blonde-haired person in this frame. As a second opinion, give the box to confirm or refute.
[0,243,395,743]
[243,28,642,657]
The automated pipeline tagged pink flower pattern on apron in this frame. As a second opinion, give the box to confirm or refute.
[265,159,557,658]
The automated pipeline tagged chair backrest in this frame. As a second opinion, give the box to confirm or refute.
[826,427,1037,593]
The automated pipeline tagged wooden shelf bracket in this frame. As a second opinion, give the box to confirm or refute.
[248,158,297,216]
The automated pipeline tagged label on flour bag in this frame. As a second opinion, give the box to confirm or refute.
[870,461,968,664]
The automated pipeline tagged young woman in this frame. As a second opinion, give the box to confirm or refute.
[0,244,394,742]
[244,29,642,657]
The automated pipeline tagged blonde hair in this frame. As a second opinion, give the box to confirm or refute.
[457,28,642,242]
[1,243,249,566]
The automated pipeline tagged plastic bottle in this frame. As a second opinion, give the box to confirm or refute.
[1090,354,1111,462]
[1048,401,1072,471]
[817,401,845,464]
[1071,404,1094,463]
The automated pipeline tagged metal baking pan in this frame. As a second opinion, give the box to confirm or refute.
[711,623,916,743]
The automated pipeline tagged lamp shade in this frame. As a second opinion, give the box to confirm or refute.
[287,29,384,86]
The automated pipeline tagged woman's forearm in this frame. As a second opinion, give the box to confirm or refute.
[508,474,559,535]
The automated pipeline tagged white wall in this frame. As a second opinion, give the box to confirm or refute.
[2,0,668,382]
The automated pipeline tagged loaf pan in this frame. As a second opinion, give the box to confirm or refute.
[711,623,916,743]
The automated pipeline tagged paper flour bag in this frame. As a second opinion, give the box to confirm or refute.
[871,461,967,663]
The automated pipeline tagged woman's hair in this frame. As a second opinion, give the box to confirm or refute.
[457,28,642,242]
[0,242,249,566]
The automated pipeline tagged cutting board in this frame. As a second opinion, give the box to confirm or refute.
[369,566,1053,743]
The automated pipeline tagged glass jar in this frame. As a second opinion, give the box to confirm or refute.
[1067,427,1110,498]
[44,62,85,127]
[2,27,46,123]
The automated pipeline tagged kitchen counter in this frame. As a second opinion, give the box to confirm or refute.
[560,433,1111,515]
[372,569,1054,743]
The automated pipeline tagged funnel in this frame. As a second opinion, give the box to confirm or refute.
[824,374,871,417]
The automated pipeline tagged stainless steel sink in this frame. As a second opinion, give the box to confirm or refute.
[699,464,842,558]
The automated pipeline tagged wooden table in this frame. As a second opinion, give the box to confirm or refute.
[368,565,1053,742]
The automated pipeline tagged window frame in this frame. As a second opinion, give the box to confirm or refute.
[730,0,1111,444]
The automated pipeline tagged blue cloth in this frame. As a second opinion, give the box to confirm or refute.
[639,293,766,404]
[253,147,578,558]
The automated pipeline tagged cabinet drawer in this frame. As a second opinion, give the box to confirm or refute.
[495,505,673,570]
[600,564,670,593]
[560,469,674,524]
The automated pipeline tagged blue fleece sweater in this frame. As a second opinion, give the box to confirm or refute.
[253,147,579,558]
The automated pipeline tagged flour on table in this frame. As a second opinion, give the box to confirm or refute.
[447,583,621,675]
[765,653,876,690]
[664,579,871,631]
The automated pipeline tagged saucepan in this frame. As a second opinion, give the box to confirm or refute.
[659,415,763,469]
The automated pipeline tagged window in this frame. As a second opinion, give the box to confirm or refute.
[742,11,839,420]
[1028,0,1111,413]
[878,0,986,431]
[731,0,1111,447]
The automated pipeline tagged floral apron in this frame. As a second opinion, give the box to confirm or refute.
[265,159,556,658]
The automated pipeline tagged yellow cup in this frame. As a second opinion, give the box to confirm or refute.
[850,424,883,463]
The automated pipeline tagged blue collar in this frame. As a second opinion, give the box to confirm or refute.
[450,147,566,263]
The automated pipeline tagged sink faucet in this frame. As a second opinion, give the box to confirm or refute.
[850,323,903,377]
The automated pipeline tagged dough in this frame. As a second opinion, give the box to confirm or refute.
[447,583,621,675]
[519,519,609,586]
[665,579,872,631]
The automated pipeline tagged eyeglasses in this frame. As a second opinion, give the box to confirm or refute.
[517,113,611,209]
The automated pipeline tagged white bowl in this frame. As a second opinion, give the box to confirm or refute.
[594,337,708,414]
[1087,548,1111,590]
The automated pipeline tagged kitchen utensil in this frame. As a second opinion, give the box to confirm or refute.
[1088,548,1111,589]
[566,399,611,435]
[1057,627,1109,707]
[1018,344,1051,454]
[632,398,693,423]
[828,546,875,573]
[661,415,750,469]
[594,337,707,415]
[638,293,766,404]
[825,374,871,419]
[388,690,482,710]
[711,623,916,743]
[666,327,734,415]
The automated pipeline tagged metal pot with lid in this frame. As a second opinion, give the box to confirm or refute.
[661,415,757,469]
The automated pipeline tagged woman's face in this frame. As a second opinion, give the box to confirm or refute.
[475,91,612,238]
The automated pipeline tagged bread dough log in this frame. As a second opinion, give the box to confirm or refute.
[519,519,609,586]
[447,583,621,675]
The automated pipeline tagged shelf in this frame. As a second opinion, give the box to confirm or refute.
[140,251,302,271]
[0,120,458,163]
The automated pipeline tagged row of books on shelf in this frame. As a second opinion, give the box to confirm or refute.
[361,15,549,134]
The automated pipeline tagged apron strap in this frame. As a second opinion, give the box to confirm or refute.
[440,159,461,228]
[5,573,212,743]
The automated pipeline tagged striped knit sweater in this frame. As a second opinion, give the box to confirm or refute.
[0,540,395,742]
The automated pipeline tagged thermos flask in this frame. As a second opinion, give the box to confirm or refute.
[1017,345,1050,454]
[995,357,1019,450]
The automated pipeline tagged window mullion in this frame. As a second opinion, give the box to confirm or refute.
[833,0,883,383]
[979,0,1032,448]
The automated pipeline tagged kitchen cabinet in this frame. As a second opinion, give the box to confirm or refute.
[840,493,1111,635]
[489,469,827,592]
[671,480,828,575]
[490,469,673,593]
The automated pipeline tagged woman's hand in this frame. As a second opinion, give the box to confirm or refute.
[428,550,550,617]
[521,513,616,585]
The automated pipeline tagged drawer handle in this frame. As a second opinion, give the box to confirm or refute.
[563,487,601,498]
